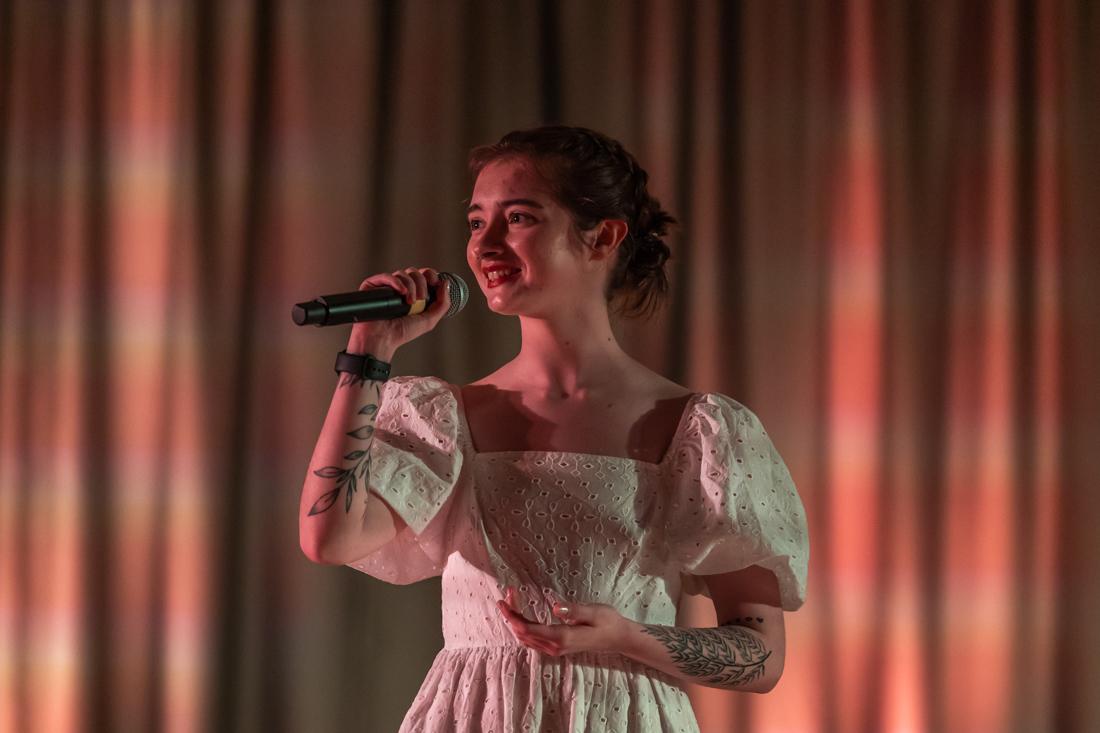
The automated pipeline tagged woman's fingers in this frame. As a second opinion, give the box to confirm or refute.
[359,268,442,308]
[359,274,396,292]
[404,268,428,302]
[497,590,569,656]
[523,637,561,656]
[524,624,567,656]
[426,270,450,314]
[508,619,562,656]
[392,271,416,303]
[361,272,409,302]
[498,595,535,635]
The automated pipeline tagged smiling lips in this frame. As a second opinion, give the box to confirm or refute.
[483,265,522,288]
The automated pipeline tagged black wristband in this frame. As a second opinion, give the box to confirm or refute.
[334,350,391,382]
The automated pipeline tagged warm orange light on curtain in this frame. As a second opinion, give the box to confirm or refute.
[826,0,888,729]
[2,1,1096,733]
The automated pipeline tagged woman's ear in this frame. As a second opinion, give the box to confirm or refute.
[587,219,629,262]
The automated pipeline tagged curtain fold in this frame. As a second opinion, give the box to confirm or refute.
[1,1,1096,732]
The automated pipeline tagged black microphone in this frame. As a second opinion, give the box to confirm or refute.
[292,272,470,326]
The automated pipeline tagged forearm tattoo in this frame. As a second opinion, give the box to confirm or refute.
[307,378,384,516]
[640,621,771,689]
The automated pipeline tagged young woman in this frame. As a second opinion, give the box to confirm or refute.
[299,126,809,732]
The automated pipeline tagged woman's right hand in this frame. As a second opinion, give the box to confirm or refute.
[346,267,452,360]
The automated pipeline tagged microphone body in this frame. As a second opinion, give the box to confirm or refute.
[292,272,469,326]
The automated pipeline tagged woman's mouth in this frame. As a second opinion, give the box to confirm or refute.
[484,268,521,289]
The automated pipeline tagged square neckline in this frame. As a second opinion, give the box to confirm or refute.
[450,383,705,469]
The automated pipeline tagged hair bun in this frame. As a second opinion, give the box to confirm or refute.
[630,233,670,271]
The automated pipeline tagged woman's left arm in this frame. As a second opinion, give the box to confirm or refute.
[497,564,786,693]
[617,564,785,693]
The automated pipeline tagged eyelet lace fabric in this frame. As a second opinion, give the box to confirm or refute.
[346,376,809,732]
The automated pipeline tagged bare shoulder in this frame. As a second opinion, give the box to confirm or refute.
[622,360,694,401]
[461,366,511,403]
[463,361,514,388]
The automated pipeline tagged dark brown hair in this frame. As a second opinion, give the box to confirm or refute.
[468,125,676,320]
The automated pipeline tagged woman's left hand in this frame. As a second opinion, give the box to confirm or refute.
[496,586,634,657]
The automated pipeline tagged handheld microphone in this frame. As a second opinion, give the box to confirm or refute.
[292,272,470,326]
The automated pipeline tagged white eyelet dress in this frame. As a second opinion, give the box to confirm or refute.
[345,376,809,732]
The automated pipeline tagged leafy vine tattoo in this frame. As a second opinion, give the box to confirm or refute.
[307,378,384,516]
[639,623,771,688]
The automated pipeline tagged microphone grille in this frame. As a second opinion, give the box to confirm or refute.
[440,272,469,318]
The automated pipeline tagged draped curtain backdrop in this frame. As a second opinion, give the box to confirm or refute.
[1,1,1097,732]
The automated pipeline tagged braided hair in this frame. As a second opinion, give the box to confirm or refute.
[468,126,677,320]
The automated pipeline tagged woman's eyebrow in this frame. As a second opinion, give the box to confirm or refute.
[466,198,545,213]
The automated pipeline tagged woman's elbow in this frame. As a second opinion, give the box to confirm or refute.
[300,538,325,565]
[299,533,342,566]
[755,650,785,693]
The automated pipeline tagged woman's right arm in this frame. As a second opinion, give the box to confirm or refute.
[298,341,405,565]
[298,268,450,565]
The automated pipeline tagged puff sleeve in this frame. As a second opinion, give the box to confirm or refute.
[664,394,809,611]
[343,375,468,585]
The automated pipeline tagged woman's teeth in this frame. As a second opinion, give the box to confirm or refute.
[486,269,520,286]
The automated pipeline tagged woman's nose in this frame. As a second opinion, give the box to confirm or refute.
[471,220,507,258]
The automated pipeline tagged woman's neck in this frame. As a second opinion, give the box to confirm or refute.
[512,310,631,398]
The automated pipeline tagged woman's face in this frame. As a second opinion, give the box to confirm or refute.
[466,157,600,317]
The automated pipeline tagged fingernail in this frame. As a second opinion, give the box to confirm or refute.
[554,604,570,616]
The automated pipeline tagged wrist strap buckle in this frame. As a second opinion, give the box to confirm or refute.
[334,350,391,381]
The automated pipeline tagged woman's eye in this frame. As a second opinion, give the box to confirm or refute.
[508,212,531,224]
[467,219,482,231]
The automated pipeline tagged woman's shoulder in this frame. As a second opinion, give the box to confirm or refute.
[645,373,696,401]
[456,368,728,423]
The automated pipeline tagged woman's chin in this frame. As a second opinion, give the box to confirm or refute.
[485,291,521,314]
[483,287,555,318]
[487,304,522,316]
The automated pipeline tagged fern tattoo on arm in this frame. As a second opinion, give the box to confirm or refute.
[307,377,384,516]
[640,623,771,689]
